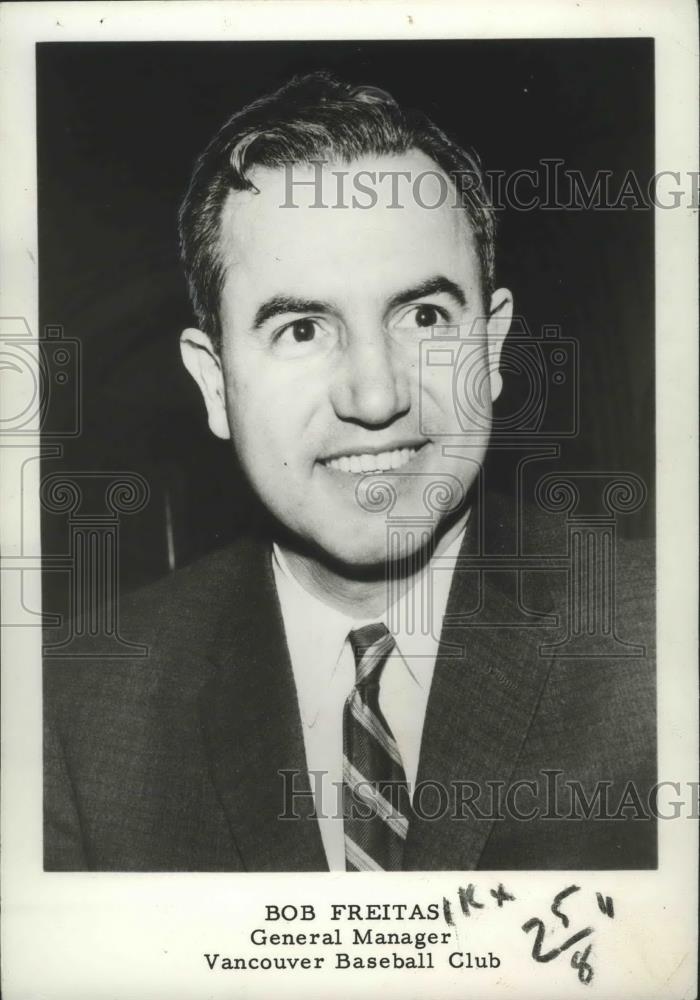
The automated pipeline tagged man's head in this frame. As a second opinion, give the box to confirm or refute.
[179,72,512,569]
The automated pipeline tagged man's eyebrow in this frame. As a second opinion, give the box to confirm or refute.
[252,295,334,329]
[386,276,467,312]
[251,276,466,330]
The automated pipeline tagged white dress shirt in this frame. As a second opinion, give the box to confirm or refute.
[271,529,464,871]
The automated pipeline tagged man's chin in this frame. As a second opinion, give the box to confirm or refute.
[301,522,440,580]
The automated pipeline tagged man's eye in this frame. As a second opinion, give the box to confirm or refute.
[285,318,317,342]
[395,304,448,330]
[414,305,441,327]
[272,317,334,357]
[275,318,323,346]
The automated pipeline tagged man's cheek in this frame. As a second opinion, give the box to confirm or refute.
[422,350,492,435]
[419,372,459,435]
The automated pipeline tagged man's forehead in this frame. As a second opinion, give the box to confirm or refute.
[244,148,451,205]
[217,149,476,276]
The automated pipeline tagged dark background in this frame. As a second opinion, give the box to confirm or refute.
[38,39,654,618]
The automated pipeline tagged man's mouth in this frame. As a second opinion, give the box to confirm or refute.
[321,443,428,474]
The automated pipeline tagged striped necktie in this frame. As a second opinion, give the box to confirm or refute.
[343,623,411,871]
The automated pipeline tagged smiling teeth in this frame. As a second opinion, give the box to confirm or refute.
[326,447,419,473]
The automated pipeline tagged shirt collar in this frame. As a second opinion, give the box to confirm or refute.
[272,546,362,727]
[272,525,465,726]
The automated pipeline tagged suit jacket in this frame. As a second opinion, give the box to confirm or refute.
[44,492,657,871]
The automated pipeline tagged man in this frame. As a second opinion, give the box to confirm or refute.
[44,72,656,871]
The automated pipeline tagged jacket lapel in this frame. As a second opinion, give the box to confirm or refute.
[404,509,556,871]
[196,495,556,872]
[198,540,328,871]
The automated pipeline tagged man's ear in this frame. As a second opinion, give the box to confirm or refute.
[179,328,231,440]
[485,288,513,403]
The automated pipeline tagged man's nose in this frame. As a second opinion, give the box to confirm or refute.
[330,330,411,426]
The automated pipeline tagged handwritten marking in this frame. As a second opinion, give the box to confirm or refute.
[490,883,516,907]
[552,884,581,928]
[458,884,484,917]
[571,942,594,984]
[522,917,593,963]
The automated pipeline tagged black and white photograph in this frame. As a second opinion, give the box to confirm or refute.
[1,2,697,998]
[40,36,661,874]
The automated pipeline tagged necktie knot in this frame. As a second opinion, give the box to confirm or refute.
[348,623,395,688]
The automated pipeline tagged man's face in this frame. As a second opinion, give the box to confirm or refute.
[182,151,511,568]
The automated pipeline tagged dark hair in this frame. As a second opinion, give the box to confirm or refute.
[179,71,495,349]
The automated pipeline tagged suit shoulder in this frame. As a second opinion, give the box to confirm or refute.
[119,534,268,638]
[44,535,270,713]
